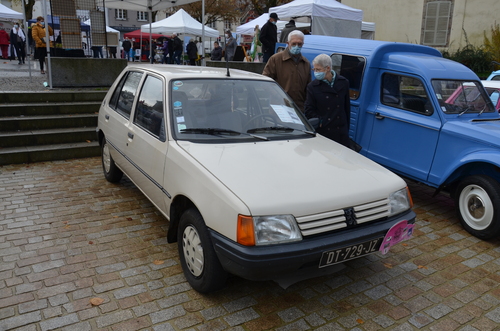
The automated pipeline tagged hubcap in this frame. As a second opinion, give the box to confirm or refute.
[459,184,494,230]
[182,225,204,277]
[103,143,111,173]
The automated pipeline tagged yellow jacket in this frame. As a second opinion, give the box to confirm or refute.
[32,22,53,48]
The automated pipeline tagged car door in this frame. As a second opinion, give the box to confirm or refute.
[125,74,168,212]
[104,71,144,167]
[364,72,442,181]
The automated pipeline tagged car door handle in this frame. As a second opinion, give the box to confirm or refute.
[105,114,109,120]
[127,132,134,139]
[375,112,384,120]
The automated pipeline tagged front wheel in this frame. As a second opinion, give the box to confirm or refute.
[455,175,500,239]
[102,138,123,183]
[177,208,227,293]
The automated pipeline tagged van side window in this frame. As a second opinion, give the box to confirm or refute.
[115,71,143,119]
[381,73,434,115]
[330,54,365,100]
[134,75,165,140]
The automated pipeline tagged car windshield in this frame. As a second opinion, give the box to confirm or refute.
[170,79,314,141]
[432,80,495,115]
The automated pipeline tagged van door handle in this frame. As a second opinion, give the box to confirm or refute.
[375,112,384,120]
[105,114,109,120]
[128,132,134,139]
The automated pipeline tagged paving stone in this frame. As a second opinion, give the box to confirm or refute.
[224,308,260,326]
[39,313,79,331]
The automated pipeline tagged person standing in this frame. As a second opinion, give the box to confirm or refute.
[224,30,236,61]
[10,23,26,64]
[0,28,10,60]
[259,12,279,63]
[186,38,197,65]
[161,38,169,63]
[280,19,297,43]
[172,33,183,64]
[108,46,117,58]
[250,25,261,62]
[305,54,351,148]
[210,41,222,61]
[262,30,311,112]
[122,37,132,61]
[31,16,53,74]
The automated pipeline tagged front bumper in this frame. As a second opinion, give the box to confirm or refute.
[210,210,415,281]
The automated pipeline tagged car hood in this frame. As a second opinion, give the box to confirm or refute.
[444,118,500,147]
[177,136,405,216]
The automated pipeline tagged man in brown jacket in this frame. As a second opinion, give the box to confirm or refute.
[262,30,311,112]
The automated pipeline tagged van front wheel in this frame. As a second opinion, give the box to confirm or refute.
[455,175,500,239]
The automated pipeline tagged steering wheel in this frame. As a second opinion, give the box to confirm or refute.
[244,114,278,130]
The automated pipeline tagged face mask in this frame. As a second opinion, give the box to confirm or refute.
[314,71,326,81]
[14,25,19,28]
[290,46,302,55]
[272,20,277,25]
[40,22,45,27]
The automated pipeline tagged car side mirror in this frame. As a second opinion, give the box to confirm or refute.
[308,118,319,129]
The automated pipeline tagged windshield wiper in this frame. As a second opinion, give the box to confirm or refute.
[247,126,316,136]
[181,128,268,141]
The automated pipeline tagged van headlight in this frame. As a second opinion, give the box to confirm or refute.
[389,187,413,216]
[237,214,302,246]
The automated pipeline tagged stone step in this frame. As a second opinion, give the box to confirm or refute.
[0,102,101,117]
[0,127,97,148]
[0,91,108,104]
[0,114,97,132]
[0,141,101,165]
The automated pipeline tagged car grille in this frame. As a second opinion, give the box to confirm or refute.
[295,198,391,236]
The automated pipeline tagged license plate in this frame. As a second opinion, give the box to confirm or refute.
[319,237,383,268]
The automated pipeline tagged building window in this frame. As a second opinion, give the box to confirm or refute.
[137,11,149,22]
[224,20,232,30]
[423,1,452,46]
[115,9,127,20]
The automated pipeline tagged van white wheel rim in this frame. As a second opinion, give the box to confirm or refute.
[459,184,494,230]
[103,144,111,173]
[182,225,204,277]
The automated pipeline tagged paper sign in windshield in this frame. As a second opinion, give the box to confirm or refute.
[271,105,302,124]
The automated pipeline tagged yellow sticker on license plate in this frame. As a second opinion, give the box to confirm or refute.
[319,237,383,268]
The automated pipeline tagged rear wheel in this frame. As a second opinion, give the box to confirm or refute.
[455,175,500,239]
[177,208,227,293]
[102,138,123,183]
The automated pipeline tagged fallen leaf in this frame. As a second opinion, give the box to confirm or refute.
[64,225,70,229]
[153,260,164,265]
[86,140,91,143]
[63,221,68,224]
[89,241,94,245]
[127,217,133,221]
[402,243,408,246]
[356,319,364,324]
[90,297,104,306]
[383,263,393,269]
[417,265,428,269]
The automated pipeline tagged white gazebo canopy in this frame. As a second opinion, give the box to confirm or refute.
[236,13,309,35]
[104,0,199,11]
[140,9,219,38]
[0,3,23,20]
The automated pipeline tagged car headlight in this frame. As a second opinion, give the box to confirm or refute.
[389,187,413,216]
[237,214,302,246]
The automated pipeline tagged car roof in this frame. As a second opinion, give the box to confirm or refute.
[123,64,273,82]
[481,80,500,89]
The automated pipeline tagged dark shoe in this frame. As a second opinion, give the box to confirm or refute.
[41,70,45,74]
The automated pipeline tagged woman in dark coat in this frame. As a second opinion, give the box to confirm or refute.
[186,39,198,65]
[305,53,351,148]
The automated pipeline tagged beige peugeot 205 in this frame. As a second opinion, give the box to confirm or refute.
[97,64,415,293]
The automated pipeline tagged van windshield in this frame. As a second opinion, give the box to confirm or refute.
[432,80,495,114]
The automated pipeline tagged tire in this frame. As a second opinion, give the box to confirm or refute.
[455,175,500,239]
[177,208,227,293]
[102,138,123,183]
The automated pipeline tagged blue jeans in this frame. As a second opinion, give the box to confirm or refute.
[173,50,182,64]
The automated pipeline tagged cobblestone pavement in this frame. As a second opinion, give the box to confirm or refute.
[1,157,500,331]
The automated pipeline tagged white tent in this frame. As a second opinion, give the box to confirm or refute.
[140,9,219,38]
[0,3,23,20]
[236,13,309,35]
[269,0,363,39]
[105,0,199,11]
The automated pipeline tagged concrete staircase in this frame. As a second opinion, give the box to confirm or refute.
[0,91,107,165]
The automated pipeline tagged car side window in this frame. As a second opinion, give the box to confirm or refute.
[114,71,143,119]
[134,75,165,140]
[381,73,434,115]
